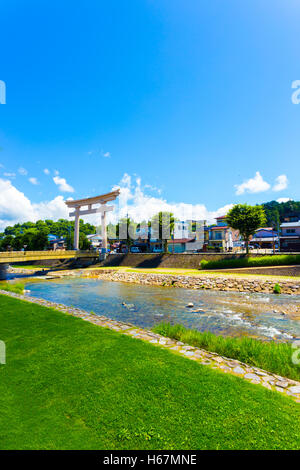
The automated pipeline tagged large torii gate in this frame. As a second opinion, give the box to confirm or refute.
[65,190,120,250]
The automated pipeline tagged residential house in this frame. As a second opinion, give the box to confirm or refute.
[173,221,190,239]
[171,220,205,252]
[167,237,196,253]
[132,226,163,252]
[118,220,205,253]
[250,228,279,250]
[209,216,240,251]
[48,234,66,251]
[280,221,300,252]
[86,234,102,248]
[137,220,206,253]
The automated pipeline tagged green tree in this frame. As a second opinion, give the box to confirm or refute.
[3,226,16,236]
[226,204,266,254]
[0,218,97,252]
[0,235,14,250]
[79,233,91,250]
[262,200,300,225]
[115,218,137,248]
[12,235,24,251]
[150,212,175,252]
[32,231,49,250]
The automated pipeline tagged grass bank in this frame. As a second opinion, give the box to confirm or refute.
[153,322,300,382]
[87,266,298,281]
[1,295,300,449]
[200,254,300,270]
[10,265,48,270]
[0,282,24,294]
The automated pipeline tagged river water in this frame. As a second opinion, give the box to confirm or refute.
[23,277,300,342]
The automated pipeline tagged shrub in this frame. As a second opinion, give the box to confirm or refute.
[199,254,300,270]
[273,283,281,294]
[200,260,209,269]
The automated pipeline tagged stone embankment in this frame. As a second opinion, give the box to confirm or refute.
[7,267,41,275]
[1,288,300,403]
[85,269,300,295]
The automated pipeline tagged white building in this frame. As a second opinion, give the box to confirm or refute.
[86,234,102,248]
[173,221,190,239]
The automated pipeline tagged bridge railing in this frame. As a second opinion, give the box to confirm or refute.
[0,250,98,260]
[0,250,91,256]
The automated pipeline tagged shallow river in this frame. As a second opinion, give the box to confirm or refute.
[23,277,300,342]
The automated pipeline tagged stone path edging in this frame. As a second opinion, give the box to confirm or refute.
[1,289,300,403]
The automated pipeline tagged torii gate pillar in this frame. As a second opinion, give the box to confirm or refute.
[101,209,107,251]
[74,207,80,250]
[65,190,120,251]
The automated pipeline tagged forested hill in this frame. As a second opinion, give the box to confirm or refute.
[262,200,300,227]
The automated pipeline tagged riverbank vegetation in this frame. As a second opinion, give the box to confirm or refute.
[153,322,300,382]
[1,294,300,449]
[10,264,49,270]
[200,254,300,270]
[0,282,24,294]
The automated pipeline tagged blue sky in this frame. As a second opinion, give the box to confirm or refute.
[0,0,300,227]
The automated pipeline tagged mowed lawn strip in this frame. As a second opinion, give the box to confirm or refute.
[0,295,300,450]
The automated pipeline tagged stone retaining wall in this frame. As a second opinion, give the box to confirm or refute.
[100,253,291,269]
[86,269,300,295]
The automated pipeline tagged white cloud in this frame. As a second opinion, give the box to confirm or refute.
[89,149,111,158]
[0,178,35,228]
[0,178,70,230]
[29,177,39,185]
[54,170,59,176]
[53,176,74,193]
[32,196,70,221]
[235,172,271,195]
[273,174,288,192]
[235,172,290,195]
[109,173,233,226]
[277,197,292,203]
[120,173,131,187]
[144,183,162,195]
[18,167,28,176]
[3,172,16,178]
[43,168,50,175]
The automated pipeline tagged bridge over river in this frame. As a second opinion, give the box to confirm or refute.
[0,250,99,280]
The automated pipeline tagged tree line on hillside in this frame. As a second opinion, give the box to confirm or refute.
[0,219,96,251]
[262,200,300,227]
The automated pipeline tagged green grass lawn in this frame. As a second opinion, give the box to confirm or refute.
[1,295,300,450]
